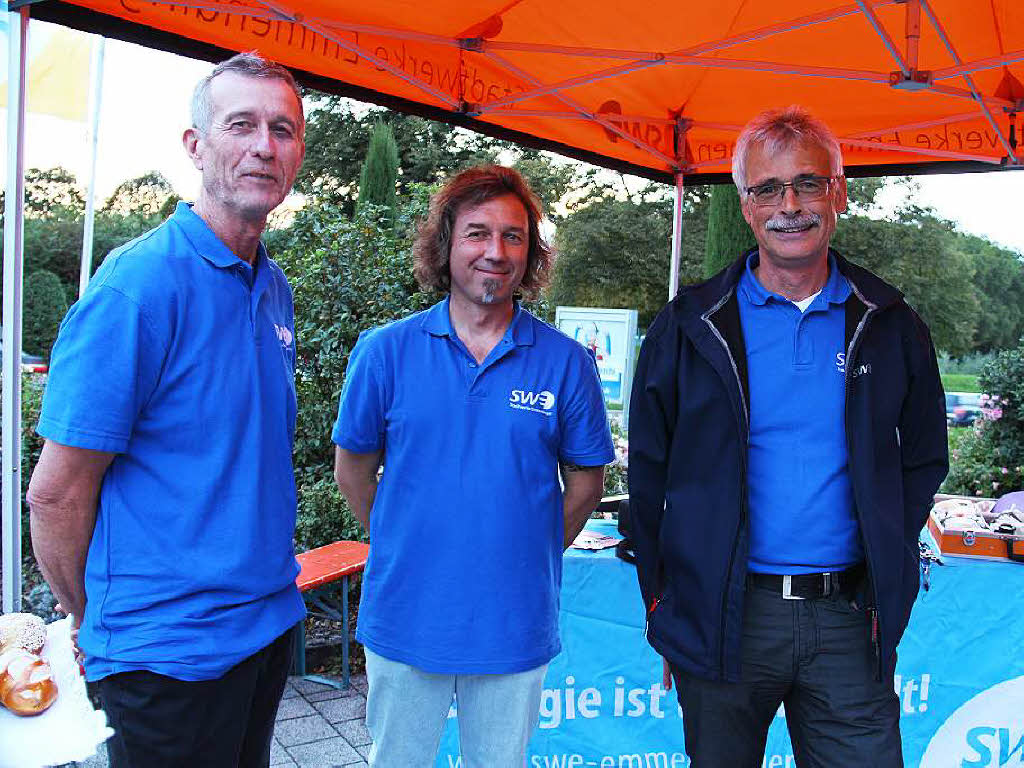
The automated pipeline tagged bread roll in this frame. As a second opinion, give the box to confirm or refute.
[0,647,58,716]
[0,612,47,655]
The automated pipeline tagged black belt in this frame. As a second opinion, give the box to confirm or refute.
[747,564,865,600]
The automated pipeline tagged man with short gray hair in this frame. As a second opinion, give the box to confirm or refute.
[629,106,947,766]
[28,52,306,767]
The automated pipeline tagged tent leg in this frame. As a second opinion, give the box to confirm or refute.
[668,171,685,301]
[2,7,30,615]
[79,37,106,299]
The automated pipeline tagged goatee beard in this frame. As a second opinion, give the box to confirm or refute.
[482,278,501,304]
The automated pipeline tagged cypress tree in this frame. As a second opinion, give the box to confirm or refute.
[703,184,754,278]
[23,269,68,359]
[357,121,400,216]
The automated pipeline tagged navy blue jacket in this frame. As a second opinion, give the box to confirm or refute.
[628,250,948,682]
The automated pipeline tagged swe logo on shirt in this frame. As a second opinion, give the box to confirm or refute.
[835,352,871,378]
[510,389,555,415]
[274,324,293,350]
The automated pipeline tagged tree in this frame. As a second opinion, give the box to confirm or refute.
[2,168,180,305]
[22,269,68,358]
[357,122,400,214]
[297,97,580,214]
[550,183,709,328]
[20,167,85,218]
[513,150,579,219]
[846,177,885,212]
[103,171,180,218]
[703,184,752,278]
[961,235,1024,352]
[834,206,979,357]
[298,97,499,212]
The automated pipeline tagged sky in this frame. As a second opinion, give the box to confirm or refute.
[3,23,1024,254]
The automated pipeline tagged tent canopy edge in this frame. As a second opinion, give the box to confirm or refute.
[25,1,1024,187]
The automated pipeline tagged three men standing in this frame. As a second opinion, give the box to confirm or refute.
[629,107,948,767]
[333,165,614,767]
[28,53,306,767]
[26,54,946,768]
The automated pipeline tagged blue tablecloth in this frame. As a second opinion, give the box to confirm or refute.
[436,522,1024,767]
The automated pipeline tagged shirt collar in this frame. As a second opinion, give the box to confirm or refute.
[421,296,535,346]
[820,253,852,305]
[739,250,851,308]
[738,251,773,307]
[171,201,267,272]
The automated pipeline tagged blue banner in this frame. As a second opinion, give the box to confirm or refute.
[435,523,1024,767]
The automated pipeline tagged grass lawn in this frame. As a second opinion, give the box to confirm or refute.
[942,373,980,393]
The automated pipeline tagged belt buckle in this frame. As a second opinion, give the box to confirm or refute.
[822,572,833,597]
[781,575,804,600]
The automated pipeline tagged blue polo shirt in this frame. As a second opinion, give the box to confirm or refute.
[738,253,864,574]
[332,298,614,674]
[38,202,305,682]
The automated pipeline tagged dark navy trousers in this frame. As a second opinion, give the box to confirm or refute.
[671,583,903,768]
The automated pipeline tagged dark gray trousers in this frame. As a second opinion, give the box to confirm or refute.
[671,584,903,768]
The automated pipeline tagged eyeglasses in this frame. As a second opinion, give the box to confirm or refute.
[745,175,840,206]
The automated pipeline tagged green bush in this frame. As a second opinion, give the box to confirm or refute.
[603,420,628,497]
[0,372,47,604]
[22,269,68,359]
[943,342,1024,497]
[275,200,434,550]
[20,375,46,595]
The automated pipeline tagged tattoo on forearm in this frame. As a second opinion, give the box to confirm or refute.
[559,462,603,473]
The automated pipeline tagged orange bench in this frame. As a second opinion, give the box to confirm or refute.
[293,540,369,689]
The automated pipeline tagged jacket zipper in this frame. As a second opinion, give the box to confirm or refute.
[644,596,660,638]
[843,281,884,680]
[702,291,749,677]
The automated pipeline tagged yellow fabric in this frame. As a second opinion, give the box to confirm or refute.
[1,24,91,122]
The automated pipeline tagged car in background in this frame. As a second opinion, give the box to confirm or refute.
[946,392,982,427]
[0,338,48,374]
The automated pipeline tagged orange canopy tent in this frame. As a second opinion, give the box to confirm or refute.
[2,0,1023,610]
[18,0,1024,182]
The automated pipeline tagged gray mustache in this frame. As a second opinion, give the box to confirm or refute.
[765,213,821,231]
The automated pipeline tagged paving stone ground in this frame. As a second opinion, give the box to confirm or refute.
[77,673,371,768]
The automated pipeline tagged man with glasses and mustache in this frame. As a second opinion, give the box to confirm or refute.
[628,107,947,767]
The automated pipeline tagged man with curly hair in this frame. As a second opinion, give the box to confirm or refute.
[332,165,615,767]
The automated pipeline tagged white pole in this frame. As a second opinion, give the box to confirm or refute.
[668,170,685,300]
[79,37,105,298]
[2,8,30,614]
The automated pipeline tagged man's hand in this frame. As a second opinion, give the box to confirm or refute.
[54,602,85,670]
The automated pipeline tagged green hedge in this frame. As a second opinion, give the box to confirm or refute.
[943,342,1024,496]
[23,269,68,359]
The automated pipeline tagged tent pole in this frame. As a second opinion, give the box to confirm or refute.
[79,36,106,298]
[904,0,921,72]
[2,7,30,614]
[668,171,684,300]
